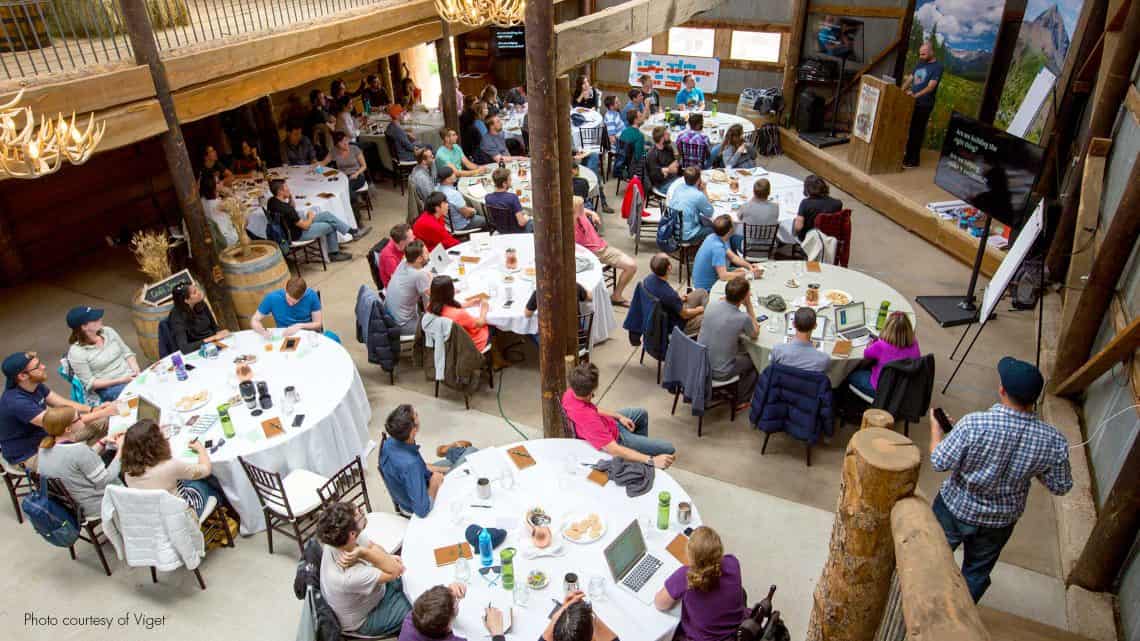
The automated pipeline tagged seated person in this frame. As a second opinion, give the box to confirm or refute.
[427,276,490,353]
[654,526,747,641]
[676,113,711,169]
[544,592,619,641]
[847,312,921,397]
[738,178,779,227]
[675,73,706,110]
[795,174,843,241]
[400,583,506,641]
[698,278,760,402]
[674,167,715,244]
[1,351,116,471]
[358,74,391,108]
[199,172,242,247]
[410,147,438,207]
[329,131,369,194]
[200,144,233,186]
[616,107,648,178]
[603,95,626,144]
[121,419,219,516]
[379,404,477,518]
[316,502,411,637]
[639,73,662,114]
[561,362,675,466]
[460,101,488,159]
[571,196,636,306]
[438,166,487,231]
[771,307,830,373]
[484,168,533,233]
[230,138,262,175]
[282,122,327,166]
[252,275,338,342]
[268,179,364,262]
[646,127,680,193]
[66,306,140,402]
[721,124,756,169]
[168,282,229,355]
[36,406,123,517]
[436,128,482,177]
[524,283,590,318]
[385,240,431,336]
[379,224,414,289]
[644,254,706,334]
[412,192,461,251]
[623,88,647,124]
[478,115,518,164]
[386,107,419,163]
[690,215,763,293]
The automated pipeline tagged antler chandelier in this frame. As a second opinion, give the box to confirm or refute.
[435,0,525,27]
[0,89,105,179]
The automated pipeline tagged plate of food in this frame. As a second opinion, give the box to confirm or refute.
[573,107,592,114]
[317,192,335,199]
[527,570,550,590]
[175,390,210,413]
[823,289,852,306]
[323,169,339,177]
[561,512,605,544]
[708,169,729,183]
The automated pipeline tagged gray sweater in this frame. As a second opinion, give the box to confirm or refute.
[36,443,121,518]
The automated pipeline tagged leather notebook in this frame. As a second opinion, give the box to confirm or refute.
[261,417,285,438]
[507,445,536,470]
[666,534,690,566]
[832,339,852,357]
[433,542,473,567]
[587,469,609,486]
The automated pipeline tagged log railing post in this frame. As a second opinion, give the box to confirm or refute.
[435,20,460,132]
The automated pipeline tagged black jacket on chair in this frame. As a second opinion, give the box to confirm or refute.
[354,285,401,373]
[873,355,935,423]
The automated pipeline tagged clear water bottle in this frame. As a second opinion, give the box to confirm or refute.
[171,353,188,382]
[478,527,494,567]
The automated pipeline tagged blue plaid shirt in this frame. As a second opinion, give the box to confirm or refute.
[604,109,625,138]
[932,404,1072,527]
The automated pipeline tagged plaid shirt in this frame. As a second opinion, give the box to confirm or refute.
[675,130,710,169]
[932,404,1072,527]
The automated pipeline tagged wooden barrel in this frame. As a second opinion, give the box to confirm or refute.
[0,1,51,52]
[131,290,172,363]
[220,241,288,330]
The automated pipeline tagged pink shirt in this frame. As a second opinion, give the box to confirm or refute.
[378,241,403,288]
[561,389,618,449]
[573,212,607,253]
[864,339,922,389]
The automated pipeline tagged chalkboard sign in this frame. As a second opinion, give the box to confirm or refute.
[141,269,194,307]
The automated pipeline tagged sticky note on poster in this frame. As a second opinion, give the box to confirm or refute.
[628,52,720,94]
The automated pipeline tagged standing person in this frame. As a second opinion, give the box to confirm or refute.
[384,240,431,337]
[267,179,363,262]
[428,276,490,352]
[65,306,140,402]
[378,404,478,519]
[571,73,601,110]
[654,526,747,641]
[698,277,760,402]
[771,307,830,373]
[571,196,637,306]
[168,282,229,355]
[561,362,676,466]
[484,168,533,233]
[438,167,487,231]
[378,224,415,289]
[616,107,647,179]
[121,419,220,516]
[794,175,843,241]
[646,127,680,192]
[412,192,461,250]
[603,95,627,146]
[36,407,123,517]
[845,312,921,397]
[902,41,943,168]
[435,128,482,176]
[675,74,705,110]
[930,357,1072,602]
[639,73,662,114]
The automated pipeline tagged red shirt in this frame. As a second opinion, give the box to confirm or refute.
[412,212,459,251]
[378,240,404,288]
[560,389,619,450]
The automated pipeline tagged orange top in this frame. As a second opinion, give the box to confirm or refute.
[440,305,490,353]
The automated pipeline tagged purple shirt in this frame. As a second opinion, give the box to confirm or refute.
[665,554,746,641]
[863,339,922,389]
[398,612,465,641]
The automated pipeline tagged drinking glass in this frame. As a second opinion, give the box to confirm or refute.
[500,472,516,491]
[454,555,471,584]
[450,500,464,525]
[513,583,530,607]
[587,575,607,602]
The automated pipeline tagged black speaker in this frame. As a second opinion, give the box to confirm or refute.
[796,90,825,132]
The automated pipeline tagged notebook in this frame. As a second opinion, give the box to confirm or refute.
[507,445,536,470]
[587,469,609,486]
[434,542,473,566]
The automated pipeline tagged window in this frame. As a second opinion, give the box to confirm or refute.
[668,27,714,58]
[730,31,782,63]
[622,38,652,53]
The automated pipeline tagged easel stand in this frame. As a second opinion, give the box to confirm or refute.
[799,53,852,149]
[916,217,994,327]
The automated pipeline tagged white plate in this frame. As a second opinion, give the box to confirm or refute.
[822,289,853,307]
[174,390,211,413]
[560,512,606,544]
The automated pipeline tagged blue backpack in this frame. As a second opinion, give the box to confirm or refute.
[656,207,680,253]
[22,476,80,548]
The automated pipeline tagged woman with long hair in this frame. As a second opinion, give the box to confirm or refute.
[480,84,502,116]
[721,124,756,169]
[847,312,921,396]
[427,276,490,352]
[571,73,600,110]
[66,306,139,402]
[329,131,368,192]
[120,419,219,516]
[36,407,123,516]
[654,526,746,641]
[168,282,229,355]
[793,174,843,240]
[230,138,263,175]
[199,172,241,247]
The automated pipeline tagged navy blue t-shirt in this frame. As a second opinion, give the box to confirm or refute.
[911,60,943,108]
[0,384,50,464]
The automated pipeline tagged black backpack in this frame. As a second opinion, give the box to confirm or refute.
[294,538,344,641]
[264,208,293,255]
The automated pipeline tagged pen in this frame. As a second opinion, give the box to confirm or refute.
[470,504,493,509]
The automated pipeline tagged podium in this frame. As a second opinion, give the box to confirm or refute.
[848,76,913,174]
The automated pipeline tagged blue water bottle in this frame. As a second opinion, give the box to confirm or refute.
[478,527,494,567]
[171,353,188,382]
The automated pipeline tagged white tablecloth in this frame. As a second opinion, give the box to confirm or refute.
[710,262,916,387]
[691,169,803,244]
[571,107,607,155]
[234,166,355,242]
[458,162,598,213]
[108,330,372,533]
[400,439,696,641]
[437,233,616,345]
[641,111,755,146]
[361,111,447,170]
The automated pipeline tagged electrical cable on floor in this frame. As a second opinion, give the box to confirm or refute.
[495,367,531,441]
[1070,404,1140,449]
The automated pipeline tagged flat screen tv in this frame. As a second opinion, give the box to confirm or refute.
[491,27,525,57]
[809,15,863,62]
[934,112,1044,229]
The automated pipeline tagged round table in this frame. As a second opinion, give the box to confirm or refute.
[234,166,355,243]
[400,439,697,641]
[570,107,606,154]
[458,161,598,213]
[689,168,804,244]
[642,111,755,146]
[437,233,616,345]
[361,111,447,171]
[107,330,372,534]
[710,262,916,387]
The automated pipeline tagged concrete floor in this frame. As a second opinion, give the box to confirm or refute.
[0,156,1067,640]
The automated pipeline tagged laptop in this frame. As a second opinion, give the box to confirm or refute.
[136,394,163,424]
[428,243,452,274]
[834,302,872,341]
[604,520,668,604]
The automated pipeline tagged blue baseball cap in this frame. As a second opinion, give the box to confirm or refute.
[998,357,1044,405]
[2,352,32,389]
[66,306,104,329]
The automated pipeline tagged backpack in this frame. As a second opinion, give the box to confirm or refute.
[656,208,680,253]
[294,538,343,641]
[22,476,80,548]
[264,208,293,255]
[1010,255,1045,310]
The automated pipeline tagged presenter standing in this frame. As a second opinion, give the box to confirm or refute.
[901,41,943,168]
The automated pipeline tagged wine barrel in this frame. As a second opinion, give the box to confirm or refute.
[131,290,172,363]
[0,1,51,52]
[220,241,288,330]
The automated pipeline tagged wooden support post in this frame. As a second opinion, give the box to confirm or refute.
[1054,317,1140,397]
[807,428,921,641]
[1060,138,1110,330]
[527,0,569,438]
[379,57,396,106]
[119,0,238,330]
[556,75,578,362]
[783,0,810,122]
[892,0,916,84]
[436,20,460,132]
[891,497,991,641]
[860,409,895,431]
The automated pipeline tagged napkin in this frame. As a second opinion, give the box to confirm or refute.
[468,183,488,199]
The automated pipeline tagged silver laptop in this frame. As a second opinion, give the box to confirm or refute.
[604,520,667,604]
[834,302,872,341]
[136,394,163,424]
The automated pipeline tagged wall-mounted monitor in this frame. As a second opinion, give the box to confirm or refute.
[491,27,526,57]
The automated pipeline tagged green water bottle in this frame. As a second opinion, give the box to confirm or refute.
[875,300,891,332]
[500,547,515,590]
[218,403,235,438]
[712,99,719,116]
[657,491,671,530]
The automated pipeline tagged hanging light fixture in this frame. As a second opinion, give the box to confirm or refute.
[0,89,105,179]
[436,0,525,27]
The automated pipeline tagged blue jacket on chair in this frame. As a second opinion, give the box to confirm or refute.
[749,363,834,445]
[623,283,680,361]
[355,285,402,373]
